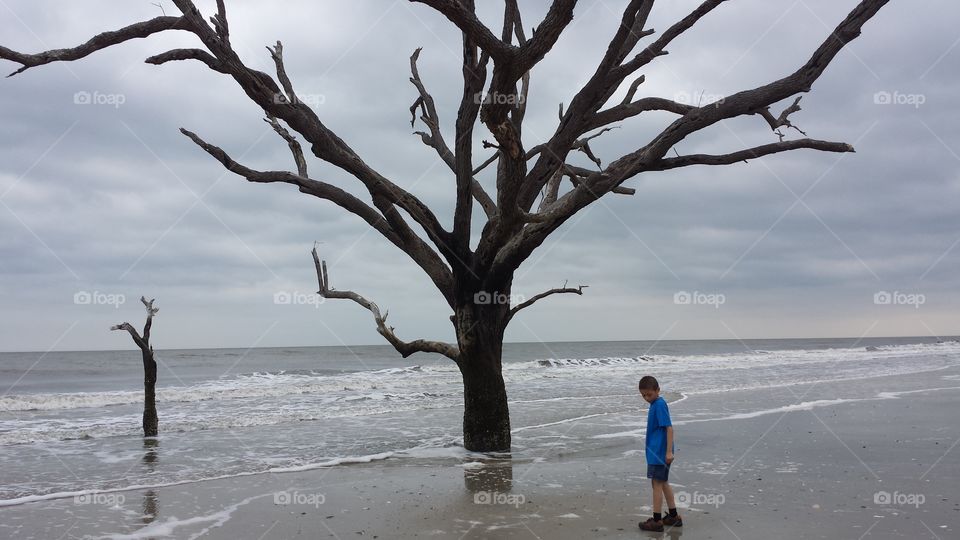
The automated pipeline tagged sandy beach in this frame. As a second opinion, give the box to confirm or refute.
[3,362,957,539]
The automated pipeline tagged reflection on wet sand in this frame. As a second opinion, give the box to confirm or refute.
[141,438,158,526]
[463,456,513,494]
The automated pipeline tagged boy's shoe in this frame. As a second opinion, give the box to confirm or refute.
[639,517,664,532]
[662,514,683,527]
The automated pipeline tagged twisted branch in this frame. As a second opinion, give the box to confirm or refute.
[312,244,459,361]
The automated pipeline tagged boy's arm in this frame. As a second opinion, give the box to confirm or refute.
[665,426,674,464]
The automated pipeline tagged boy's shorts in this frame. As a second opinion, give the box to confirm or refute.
[646,463,670,482]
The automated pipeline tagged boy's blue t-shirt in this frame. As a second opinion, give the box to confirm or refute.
[645,396,673,465]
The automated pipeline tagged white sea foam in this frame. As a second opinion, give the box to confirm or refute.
[3,342,956,414]
[100,494,267,540]
[529,341,960,374]
[0,391,462,445]
[268,451,397,473]
[511,413,611,433]
[0,366,451,412]
[593,384,960,439]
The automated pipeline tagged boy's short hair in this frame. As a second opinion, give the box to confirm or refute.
[638,375,659,391]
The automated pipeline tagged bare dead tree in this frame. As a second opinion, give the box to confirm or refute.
[111,297,160,437]
[3,0,892,452]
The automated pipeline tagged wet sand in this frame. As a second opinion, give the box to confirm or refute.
[2,367,958,539]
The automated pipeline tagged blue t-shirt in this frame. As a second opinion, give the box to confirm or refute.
[645,396,673,465]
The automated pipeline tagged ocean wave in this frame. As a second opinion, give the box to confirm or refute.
[3,342,956,415]
[0,365,447,412]
[0,391,460,445]
[528,341,960,372]
[536,356,656,367]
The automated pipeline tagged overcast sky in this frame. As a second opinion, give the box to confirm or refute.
[0,0,958,353]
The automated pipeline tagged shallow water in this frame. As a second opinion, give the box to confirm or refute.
[1,336,958,505]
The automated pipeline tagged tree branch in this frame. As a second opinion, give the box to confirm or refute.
[612,0,889,184]
[408,48,496,218]
[161,3,459,278]
[515,0,713,213]
[179,127,400,244]
[451,4,490,256]
[646,139,855,171]
[615,0,729,80]
[111,323,147,351]
[588,96,694,132]
[408,0,515,61]
[571,126,619,168]
[312,244,459,362]
[264,115,308,177]
[1,4,452,264]
[145,48,228,73]
[179,127,455,306]
[267,41,298,104]
[140,296,158,345]
[756,96,807,140]
[0,16,191,77]
[508,282,586,321]
[111,296,158,352]
[485,0,889,290]
[514,0,577,72]
[212,0,230,45]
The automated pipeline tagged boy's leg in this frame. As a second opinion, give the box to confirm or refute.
[662,481,677,513]
[651,479,664,515]
[641,478,668,531]
[660,481,683,527]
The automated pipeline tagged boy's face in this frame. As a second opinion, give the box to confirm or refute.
[639,388,659,403]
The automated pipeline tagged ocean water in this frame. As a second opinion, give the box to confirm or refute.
[1,336,958,506]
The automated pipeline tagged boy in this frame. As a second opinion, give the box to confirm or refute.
[638,375,682,531]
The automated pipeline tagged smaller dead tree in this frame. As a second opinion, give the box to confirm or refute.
[111,296,160,437]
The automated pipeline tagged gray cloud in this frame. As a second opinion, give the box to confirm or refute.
[1,0,958,352]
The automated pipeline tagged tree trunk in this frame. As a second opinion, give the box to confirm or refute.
[455,296,511,453]
[142,349,158,437]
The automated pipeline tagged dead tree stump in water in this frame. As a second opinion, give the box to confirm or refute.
[111,296,159,437]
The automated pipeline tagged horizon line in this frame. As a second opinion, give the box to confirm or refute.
[2,334,957,355]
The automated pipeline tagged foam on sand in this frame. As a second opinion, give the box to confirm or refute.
[593,385,960,439]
